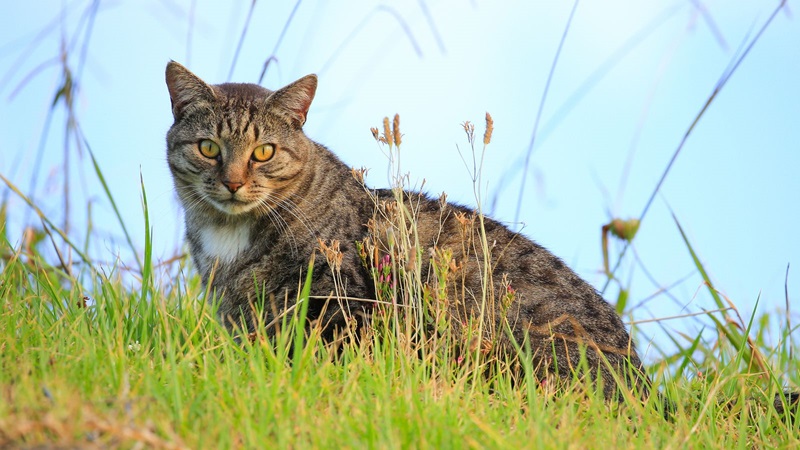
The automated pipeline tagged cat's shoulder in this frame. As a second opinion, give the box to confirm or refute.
[371,188,487,217]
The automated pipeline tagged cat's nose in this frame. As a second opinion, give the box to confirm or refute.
[223,180,244,193]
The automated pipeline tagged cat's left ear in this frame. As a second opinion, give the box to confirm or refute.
[270,74,317,128]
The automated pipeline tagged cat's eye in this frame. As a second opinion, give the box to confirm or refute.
[198,139,220,159]
[252,144,276,162]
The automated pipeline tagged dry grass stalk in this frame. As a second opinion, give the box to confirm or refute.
[483,112,493,145]
[461,121,475,145]
[317,238,343,272]
[382,117,392,148]
[351,167,368,185]
[393,114,402,147]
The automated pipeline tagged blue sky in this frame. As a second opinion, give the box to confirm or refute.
[1,1,798,358]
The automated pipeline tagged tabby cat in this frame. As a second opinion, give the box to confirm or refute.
[164,61,652,401]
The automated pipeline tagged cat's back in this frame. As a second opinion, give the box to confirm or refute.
[371,188,632,353]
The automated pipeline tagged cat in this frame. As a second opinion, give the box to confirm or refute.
[164,60,653,402]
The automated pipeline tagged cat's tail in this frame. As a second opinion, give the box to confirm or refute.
[774,391,800,421]
[656,390,798,423]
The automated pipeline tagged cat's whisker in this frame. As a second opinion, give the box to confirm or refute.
[173,188,205,211]
[255,200,295,250]
[273,196,315,237]
[179,188,216,216]
[268,212,298,256]
[257,196,300,256]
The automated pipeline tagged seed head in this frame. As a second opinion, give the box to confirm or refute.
[317,238,343,271]
[483,112,494,145]
[461,121,475,145]
[351,167,368,185]
[392,114,402,147]
[383,117,392,148]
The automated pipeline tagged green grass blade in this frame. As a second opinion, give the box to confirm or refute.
[671,211,753,369]
[84,136,143,273]
[0,173,92,268]
[139,171,153,302]
[671,212,724,311]
[292,252,315,376]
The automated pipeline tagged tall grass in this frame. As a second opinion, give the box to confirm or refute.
[2,112,799,448]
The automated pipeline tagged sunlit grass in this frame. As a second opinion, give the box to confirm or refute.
[0,252,798,448]
[1,124,798,448]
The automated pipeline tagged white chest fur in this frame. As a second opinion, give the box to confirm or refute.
[199,223,252,264]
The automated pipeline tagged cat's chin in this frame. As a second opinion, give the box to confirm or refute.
[210,199,260,216]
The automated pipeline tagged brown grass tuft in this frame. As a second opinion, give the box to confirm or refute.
[351,166,368,185]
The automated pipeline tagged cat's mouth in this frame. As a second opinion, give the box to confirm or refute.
[211,196,258,215]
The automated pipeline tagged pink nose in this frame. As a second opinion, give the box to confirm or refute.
[223,180,244,193]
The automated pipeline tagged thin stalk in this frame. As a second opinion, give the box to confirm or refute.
[513,0,580,225]
[601,0,788,293]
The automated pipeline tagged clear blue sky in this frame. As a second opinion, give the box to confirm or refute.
[2,1,798,359]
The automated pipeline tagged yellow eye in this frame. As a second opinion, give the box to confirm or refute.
[252,144,276,162]
[198,139,220,159]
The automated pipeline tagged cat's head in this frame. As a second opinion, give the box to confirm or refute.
[165,61,317,218]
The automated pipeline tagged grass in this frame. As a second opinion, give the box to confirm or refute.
[0,235,798,449]
[1,118,799,449]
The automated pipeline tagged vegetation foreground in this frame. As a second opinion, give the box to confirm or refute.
[0,121,798,448]
[0,188,798,449]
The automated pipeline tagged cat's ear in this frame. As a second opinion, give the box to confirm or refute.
[269,74,318,128]
[165,61,216,120]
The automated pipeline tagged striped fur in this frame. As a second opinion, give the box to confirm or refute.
[164,61,655,404]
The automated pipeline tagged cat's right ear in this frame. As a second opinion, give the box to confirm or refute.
[269,74,318,128]
[165,61,216,120]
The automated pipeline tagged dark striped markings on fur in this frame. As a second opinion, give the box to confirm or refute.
[165,60,660,408]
